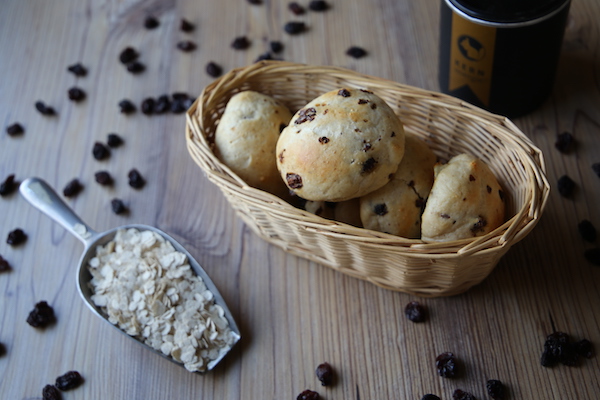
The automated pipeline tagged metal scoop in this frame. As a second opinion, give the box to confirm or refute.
[19,177,240,372]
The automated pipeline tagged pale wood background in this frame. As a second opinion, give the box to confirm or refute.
[1,0,599,399]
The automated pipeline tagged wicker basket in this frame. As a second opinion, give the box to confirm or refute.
[185,61,549,297]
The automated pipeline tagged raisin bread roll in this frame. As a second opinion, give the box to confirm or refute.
[421,154,505,242]
[359,135,436,238]
[276,88,405,202]
[214,91,292,197]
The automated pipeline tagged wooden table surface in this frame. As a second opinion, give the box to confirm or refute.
[1,1,599,399]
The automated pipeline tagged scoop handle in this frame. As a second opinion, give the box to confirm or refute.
[19,177,97,244]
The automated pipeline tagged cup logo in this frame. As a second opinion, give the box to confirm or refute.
[458,35,485,61]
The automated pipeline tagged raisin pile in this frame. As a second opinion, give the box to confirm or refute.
[540,331,594,367]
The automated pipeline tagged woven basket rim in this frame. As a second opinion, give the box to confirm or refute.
[185,60,550,257]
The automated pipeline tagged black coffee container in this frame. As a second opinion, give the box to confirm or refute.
[439,0,570,118]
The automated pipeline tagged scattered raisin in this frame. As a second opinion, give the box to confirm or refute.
[144,16,159,29]
[578,220,597,242]
[421,395,441,400]
[0,255,11,272]
[231,36,250,50]
[486,379,505,400]
[270,41,284,53]
[405,301,427,323]
[374,203,388,216]
[0,174,18,196]
[338,88,351,97]
[284,21,306,34]
[309,0,329,11]
[126,61,145,74]
[297,390,320,400]
[94,171,113,186]
[55,370,84,391]
[128,169,145,189]
[315,362,334,386]
[35,101,56,116]
[557,175,575,197]
[27,301,56,328]
[154,95,171,114]
[42,384,62,400]
[6,122,24,136]
[6,228,27,246]
[119,47,138,64]
[177,40,196,52]
[63,179,83,197]
[255,52,273,62]
[346,46,367,58]
[67,62,87,77]
[118,99,136,114]
[0,342,6,357]
[452,389,475,400]
[92,142,110,160]
[541,331,572,367]
[141,98,156,115]
[107,133,124,148]
[584,247,600,266]
[286,173,303,189]
[555,131,574,153]
[247,0,262,4]
[574,339,594,359]
[289,2,305,15]
[592,163,600,178]
[435,352,457,378]
[111,198,128,215]
[295,107,317,124]
[361,157,377,174]
[180,18,195,32]
[67,87,86,102]
[206,62,223,78]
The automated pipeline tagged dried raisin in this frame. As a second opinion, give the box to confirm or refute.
[55,370,84,391]
[63,179,83,197]
[177,40,196,52]
[289,2,305,15]
[6,122,24,136]
[128,169,145,189]
[0,174,18,196]
[67,63,87,77]
[27,301,56,328]
[297,390,320,400]
[111,198,128,215]
[374,203,388,216]
[421,395,441,400]
[270,41,284,53]
[574,339,594,359]
[557,175,575,197]
[286,173,303,189]
[67,87,86,102]
[361,157,377,174]
[405,301,427,323]
[315,362,334,386]
[126,61,145,74]
[578,220,597,242]
[107,133,124,148]
[435,352,457,378]
[119,47,138,64]
[338,88,351,97]
[94,171,113,186]
[144,16,159,29]
[0,342,6,357]
[452,389,475,400]
[141,98,156,115]
[42,384,62,400]
[231,36,250,50]
[118,99,136,114]
[284,21,306,34]
[295,107,317,124]
[309,0,329,11]
[555,131,574,153]
[486,379,505,400]
[346,46,367,58]
[7,228,27,246]
[180,19,195,32]
[154,95,171,114]
[35,101,56,116]
[92,142,110,160]
[206,62,223,78]
[0,255,11,272]
[593,163,600,178]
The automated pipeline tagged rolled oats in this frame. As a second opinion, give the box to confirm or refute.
[87,228,237,372]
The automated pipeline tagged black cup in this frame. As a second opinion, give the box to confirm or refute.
[439,0,570,118]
